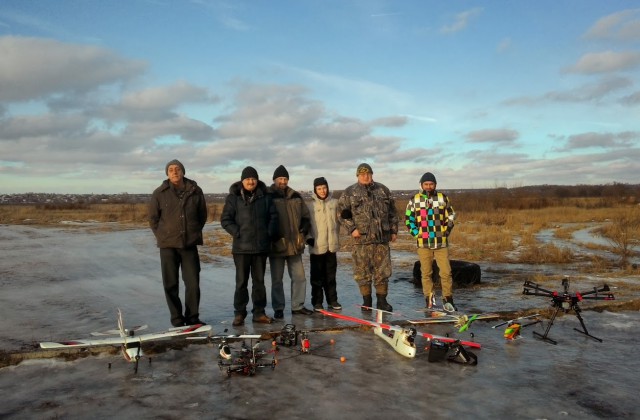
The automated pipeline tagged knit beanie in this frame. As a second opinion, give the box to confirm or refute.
[165,159,185,175]
[273,165,290,180]
[313,177,328,188]
[356,163,373,175]
[420,172,437,184]
[241,166,259,181]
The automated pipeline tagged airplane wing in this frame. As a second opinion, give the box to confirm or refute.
[40,324,212,350]
[318,310,481,349]
[40,336,129,349]
[91,325,148,336]
[211,334,262,340]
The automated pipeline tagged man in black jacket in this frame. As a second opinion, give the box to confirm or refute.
[148,159,208,327]
[221,166,279,326]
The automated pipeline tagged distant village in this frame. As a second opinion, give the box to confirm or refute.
[1,190,423,205]
[2,183,638,205]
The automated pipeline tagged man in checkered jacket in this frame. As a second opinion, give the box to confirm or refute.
[405,172,458,312]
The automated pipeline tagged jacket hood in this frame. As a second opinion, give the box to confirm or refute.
[312,191,333,203]
[269,184,301,199]
[229,180,268,196]
[159,177,199,192]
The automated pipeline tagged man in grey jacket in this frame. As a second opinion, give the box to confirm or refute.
[148,159,208,327]
[269,165,313,318]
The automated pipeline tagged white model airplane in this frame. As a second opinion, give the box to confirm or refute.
[318,308,481,359]
[40,309,212,373]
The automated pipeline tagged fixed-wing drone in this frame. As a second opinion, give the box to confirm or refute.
[39,309,212,373]
[522,278,615,344]
[319,308,481,359]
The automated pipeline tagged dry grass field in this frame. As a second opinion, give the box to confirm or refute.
[2,186,639,276]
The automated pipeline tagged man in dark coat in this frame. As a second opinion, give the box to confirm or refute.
[148,159,208,327]
[221,166,279,326]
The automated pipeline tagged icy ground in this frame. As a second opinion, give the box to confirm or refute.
[0,223,639,419]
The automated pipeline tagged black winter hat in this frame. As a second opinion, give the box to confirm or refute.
[420,172,437,184]
[165,159,185,175]
[241,166,259,181]
[313,177,328,188]
[273,165,289,180]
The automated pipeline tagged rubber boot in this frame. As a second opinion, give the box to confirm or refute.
[376,294,393,312]
[362,295,372,311]
[443,296,457,312]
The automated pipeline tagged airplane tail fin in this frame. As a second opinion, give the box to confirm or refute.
[117,308,126,338]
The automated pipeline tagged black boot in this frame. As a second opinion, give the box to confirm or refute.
[376,294,393,312]
[362,295,372,311]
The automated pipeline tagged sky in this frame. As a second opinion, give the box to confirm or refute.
[1,0,639,194]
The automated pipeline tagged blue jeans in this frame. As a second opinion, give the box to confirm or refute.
[269,254,307,311]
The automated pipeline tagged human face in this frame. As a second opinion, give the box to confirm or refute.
[421,181,436,193]
[167,164,184,186]
[357,172,373,186]
[242,177,258,192]
[315,184,328,199]
[274,177,289,190]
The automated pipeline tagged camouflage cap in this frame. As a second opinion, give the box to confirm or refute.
[356,163,373,175]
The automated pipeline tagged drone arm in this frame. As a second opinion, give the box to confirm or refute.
[579,284,615,300]
[522,281,555,296]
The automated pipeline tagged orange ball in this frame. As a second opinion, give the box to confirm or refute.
[340,356,346,363]
[330,339,335,345]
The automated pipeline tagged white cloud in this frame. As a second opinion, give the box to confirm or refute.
[0,36,146,102]
[504,76,633,105]
[564,51,640,74]
[584,9,640,41]
[557,131,638,151]
[465,128,519,144]
[440,8,483,34]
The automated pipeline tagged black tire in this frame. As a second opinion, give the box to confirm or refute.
[412,260,481,288]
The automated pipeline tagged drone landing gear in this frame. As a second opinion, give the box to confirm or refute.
[533,305,602,345]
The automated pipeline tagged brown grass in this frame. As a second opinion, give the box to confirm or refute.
[2,198,638,273]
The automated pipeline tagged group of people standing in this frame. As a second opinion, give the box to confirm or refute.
[148,159,457,328]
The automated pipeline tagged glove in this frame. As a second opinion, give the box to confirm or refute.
[446,222,454,236]
[306,238,315,247]
[340,209,352,219]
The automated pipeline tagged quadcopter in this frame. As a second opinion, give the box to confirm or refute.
[522,278,615,344]
[216,333,277,377]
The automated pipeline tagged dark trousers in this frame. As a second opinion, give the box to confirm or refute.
[233,253,268,317]
[160,247,201,326]
[309,252,338,306]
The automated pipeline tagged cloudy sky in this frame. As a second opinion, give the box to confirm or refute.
[1,1,639,194]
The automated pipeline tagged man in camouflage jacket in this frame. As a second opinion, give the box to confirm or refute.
[337,163,398,311]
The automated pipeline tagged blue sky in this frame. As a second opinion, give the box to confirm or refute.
[1,1,639,194]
